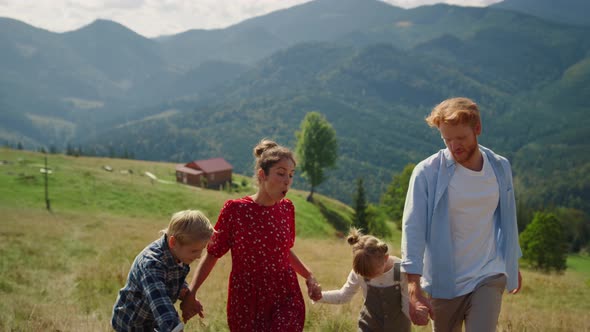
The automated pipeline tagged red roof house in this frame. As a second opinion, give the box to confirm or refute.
[175,157,232,189]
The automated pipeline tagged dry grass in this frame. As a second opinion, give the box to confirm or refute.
[1,207,589,331]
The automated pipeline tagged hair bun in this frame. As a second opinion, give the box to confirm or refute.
[253,139,278,158]
[347,227,363,245]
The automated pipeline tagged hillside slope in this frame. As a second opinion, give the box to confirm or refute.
[0,148,355,237]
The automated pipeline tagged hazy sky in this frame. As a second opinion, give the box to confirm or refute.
[0,0,503,38]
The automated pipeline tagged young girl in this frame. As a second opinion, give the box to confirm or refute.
[317,228,412,332]
[112,210,214,332]
[181,139,321,331]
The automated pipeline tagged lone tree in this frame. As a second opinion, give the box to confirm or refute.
[352,178,368,233]
[381,163,416,229]
[520,211,567,272]
[295,111,337,202]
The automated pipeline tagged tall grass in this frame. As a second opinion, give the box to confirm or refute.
[1,206,589,331]
[1,149,590,331]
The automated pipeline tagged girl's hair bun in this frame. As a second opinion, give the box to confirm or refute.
[347,227,363,245]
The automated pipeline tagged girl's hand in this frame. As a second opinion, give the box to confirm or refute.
[407,275,433,326]
[306,275,322,301]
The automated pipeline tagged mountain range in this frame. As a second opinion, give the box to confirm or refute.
[0,0,588,213]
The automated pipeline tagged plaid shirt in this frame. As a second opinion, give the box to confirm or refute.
[112,235,189,332]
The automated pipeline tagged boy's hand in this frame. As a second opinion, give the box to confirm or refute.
[306,276,322,301]
[180,295,204,323]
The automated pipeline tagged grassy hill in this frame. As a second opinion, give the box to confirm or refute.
[1,149,590,331]
[0,148,353,237]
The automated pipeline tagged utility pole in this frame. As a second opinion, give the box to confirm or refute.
[44,154,51,211]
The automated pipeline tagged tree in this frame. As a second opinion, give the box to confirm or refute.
[520,211,567,272]
[65,143,74,156]
[352,178,368,233]
[366,204,392,238]
[554,207,590,253]
[381,163,415,229]
[295,111,337,201]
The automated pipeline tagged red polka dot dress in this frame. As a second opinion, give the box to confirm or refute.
[207,196,305,332]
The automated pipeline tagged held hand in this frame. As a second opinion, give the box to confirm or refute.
[180,294,204,323]
[510,270,523,294]
[306,276,322,301]
[411,300,433,326]
[407,275,434,326]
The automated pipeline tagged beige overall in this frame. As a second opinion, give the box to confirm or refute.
[358,263,411,332]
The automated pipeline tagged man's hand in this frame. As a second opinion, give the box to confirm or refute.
[180,294,204,323]
[407,274,434,326]
[510,270,522,294]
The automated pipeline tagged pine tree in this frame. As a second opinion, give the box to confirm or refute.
[352,178,368,233]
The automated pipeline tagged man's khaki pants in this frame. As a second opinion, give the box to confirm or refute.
[431,274,506,332]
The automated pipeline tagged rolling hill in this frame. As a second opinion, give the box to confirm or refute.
[0,147,353,237]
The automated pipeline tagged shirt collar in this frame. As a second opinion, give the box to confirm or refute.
[443,148,455,168]
[159,234,181,268]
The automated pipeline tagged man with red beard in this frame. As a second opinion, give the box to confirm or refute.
[400,97,522,332]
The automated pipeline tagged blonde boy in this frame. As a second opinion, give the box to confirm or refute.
[112,210,214,332]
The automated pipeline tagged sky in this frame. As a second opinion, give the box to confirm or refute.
[0,0,503,38]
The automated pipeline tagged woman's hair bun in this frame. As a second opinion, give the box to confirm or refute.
[253,139,278,158]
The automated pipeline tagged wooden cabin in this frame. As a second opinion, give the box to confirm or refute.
[175,157,232,189]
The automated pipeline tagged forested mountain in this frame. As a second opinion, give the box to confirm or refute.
[492,0,590,27]
[0,0,589,216]
[157,0,402,68]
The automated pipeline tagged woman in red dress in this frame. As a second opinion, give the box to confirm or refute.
[181,139,322,331]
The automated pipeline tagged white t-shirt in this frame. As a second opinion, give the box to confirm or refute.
[448,150,505,296]
[318,256,409,318]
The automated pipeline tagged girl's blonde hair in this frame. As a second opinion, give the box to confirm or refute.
[253,139,296,184]
[347,228,388,278]
[425,97,480,129]
[160,210,214,245]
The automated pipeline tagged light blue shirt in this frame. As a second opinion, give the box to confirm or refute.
[401,145,521,299]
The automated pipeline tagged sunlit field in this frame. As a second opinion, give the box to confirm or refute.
[1,149,589,331]
[1,207,589,331]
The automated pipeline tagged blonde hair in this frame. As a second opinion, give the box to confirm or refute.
[425,97,480,129]
[347,228,388,278]
[160,210,214,245]
[253,139,296,184]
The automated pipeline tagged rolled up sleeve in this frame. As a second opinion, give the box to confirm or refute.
[401,166,429,276]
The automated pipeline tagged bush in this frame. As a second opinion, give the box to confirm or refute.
[520,211,567,272]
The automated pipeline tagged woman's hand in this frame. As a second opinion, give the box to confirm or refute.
[305,275,322,301]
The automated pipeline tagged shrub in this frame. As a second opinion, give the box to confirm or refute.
[520,211,567,271]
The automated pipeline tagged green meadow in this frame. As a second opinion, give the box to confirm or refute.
[1,148,589,331]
